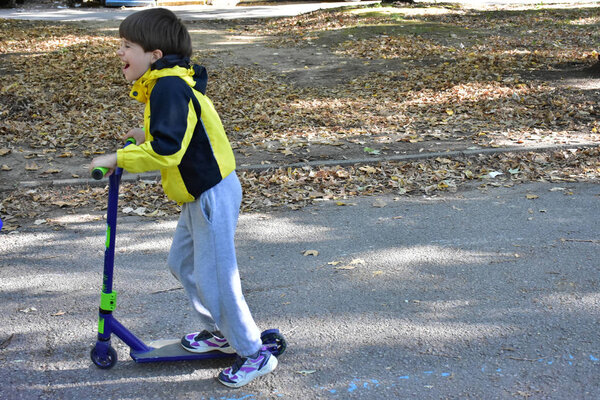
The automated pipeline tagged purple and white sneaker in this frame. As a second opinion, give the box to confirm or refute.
[181,330,235,354]
[217,347,278,388]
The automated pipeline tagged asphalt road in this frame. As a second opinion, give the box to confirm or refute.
[1,181,599,399]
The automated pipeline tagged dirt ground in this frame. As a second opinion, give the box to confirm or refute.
[1,2,600,228]
[3,11,600,188]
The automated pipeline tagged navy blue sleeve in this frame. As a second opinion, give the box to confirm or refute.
[148,77,195,156]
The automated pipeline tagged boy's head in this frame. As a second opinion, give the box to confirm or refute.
[117,8,192,81]
[119,8,192,59]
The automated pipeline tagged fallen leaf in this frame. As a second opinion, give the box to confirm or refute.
[132,207,147,216]
[372,199,387,208]
[526,194,539,199]
[359,165,377,174]
[296,370,317,376]
[335,258,365,270]
[303,249,319,256]
[335,265,356,270]
[51,311,66,316]
[52,201,77,207]
[0,334,14,350]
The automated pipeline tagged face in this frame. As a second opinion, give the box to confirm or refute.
[117,39,161,82]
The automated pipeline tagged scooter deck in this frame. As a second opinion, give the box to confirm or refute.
[130,339,235,363]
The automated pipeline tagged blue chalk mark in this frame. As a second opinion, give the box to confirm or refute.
[315,351,600,398]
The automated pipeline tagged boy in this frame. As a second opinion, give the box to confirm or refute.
[90,8,277,388]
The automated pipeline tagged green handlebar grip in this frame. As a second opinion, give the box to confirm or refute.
[92,167,109,180]
[90,137,137,180]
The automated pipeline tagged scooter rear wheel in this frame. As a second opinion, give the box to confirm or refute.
[261,329,287,357]
[90,345,118,369]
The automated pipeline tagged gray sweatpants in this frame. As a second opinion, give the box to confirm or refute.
[167,171,262,357]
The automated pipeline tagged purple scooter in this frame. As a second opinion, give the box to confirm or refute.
[90,140,286,369]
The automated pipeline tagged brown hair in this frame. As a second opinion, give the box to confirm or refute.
[119,8,192,58]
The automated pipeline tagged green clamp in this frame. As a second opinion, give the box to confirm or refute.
[100,291,117,311]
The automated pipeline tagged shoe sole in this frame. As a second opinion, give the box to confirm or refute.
[181,342,236,354]
[218,355,278,388]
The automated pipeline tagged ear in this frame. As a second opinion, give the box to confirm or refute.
[150,49,163,63]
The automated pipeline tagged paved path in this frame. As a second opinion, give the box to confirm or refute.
[1,0,598,22]
[0,1,372,21]
[1,182,599,399]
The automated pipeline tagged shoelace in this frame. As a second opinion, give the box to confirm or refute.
[193,331,212,341]
[229,355,247,374]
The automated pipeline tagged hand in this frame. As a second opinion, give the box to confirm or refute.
[123,128,145,145]
[90,153,118,177]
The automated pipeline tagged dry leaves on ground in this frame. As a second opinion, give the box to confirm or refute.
[2,147,598,232]
[1,4,600,228]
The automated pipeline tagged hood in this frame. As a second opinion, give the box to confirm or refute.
[130,55,209,103]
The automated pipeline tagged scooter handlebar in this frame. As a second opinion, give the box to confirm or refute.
[91,138,137,180]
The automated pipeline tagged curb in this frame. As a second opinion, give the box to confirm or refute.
[16,142,600,189]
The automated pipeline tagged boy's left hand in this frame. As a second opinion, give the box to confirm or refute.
[90,153,118,177]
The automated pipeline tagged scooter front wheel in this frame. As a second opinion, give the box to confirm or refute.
[90,345,118,369]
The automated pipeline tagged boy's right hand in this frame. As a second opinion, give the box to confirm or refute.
[124,128,145,145]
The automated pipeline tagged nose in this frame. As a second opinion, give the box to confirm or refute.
[116,47,124,57]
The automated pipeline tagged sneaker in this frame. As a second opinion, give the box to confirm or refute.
[217,347,278,388]
[181,330,236,354]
